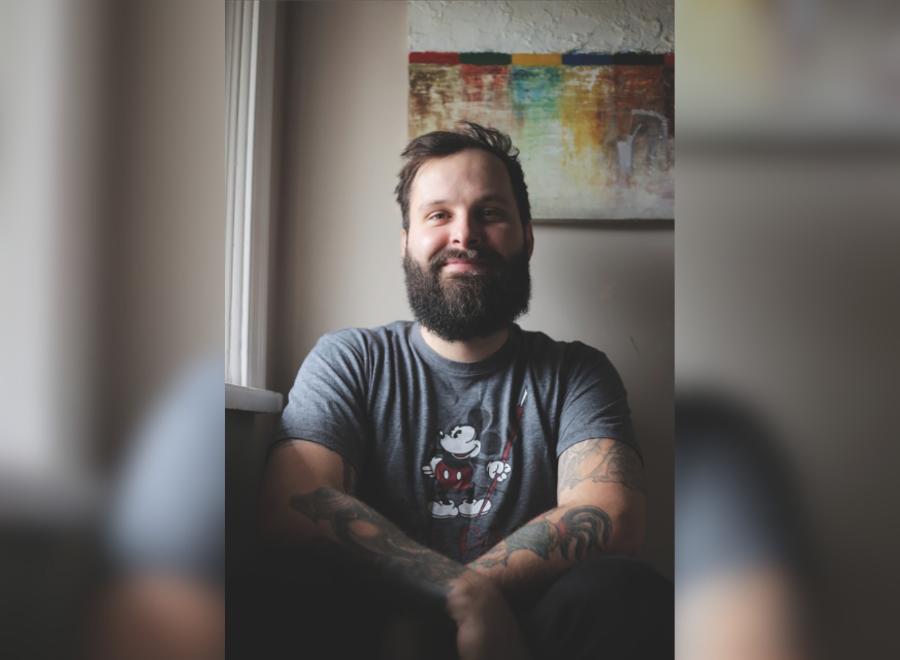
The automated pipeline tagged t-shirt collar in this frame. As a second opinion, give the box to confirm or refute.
[409,321,520,376]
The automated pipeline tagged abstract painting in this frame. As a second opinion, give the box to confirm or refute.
[409,52,674,221]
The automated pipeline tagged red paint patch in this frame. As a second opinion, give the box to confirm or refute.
[410,51,460,65]
[664,53,674,68]
[460,64,509,104]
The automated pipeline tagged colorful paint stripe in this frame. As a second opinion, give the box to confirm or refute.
[511,53,562,66]
[410,52,674,66]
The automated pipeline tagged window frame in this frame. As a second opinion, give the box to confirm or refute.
[225,0,277,389]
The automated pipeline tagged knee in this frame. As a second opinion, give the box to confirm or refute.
[527,558,672,659]
[532,557,672,635]
[548,557,669,605]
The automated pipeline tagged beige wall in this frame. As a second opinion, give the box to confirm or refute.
[269,1,410,393]
[270,1,673,577]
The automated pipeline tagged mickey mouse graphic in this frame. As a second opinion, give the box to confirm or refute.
[421,423,511,519]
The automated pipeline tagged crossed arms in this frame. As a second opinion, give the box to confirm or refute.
[260,437,646,601]
[261,437,644,658]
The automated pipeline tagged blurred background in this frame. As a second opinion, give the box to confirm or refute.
[1,0,898,659]
[1,1,223,658]
[677,0,900,658]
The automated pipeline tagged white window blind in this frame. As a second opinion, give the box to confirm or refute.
[225,0,275,388]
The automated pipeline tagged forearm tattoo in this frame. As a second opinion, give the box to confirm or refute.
[290,487,464,595]
[470,505,612,570]
[341,459,356,494]
[557,438,647,495]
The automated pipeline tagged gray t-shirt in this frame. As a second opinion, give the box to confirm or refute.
[278,321,637,563]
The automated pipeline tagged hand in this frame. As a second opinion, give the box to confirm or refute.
[422,464,434,477]
[487,461,511,482]
[446,571,530,660]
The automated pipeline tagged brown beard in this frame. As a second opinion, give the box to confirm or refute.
[403,245,531,341]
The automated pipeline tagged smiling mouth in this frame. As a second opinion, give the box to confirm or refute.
[443,260,487,272]
[450,451,471,459]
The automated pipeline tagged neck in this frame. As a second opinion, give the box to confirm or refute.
[419,324,511,363]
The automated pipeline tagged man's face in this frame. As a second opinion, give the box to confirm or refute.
[402,148,534,341]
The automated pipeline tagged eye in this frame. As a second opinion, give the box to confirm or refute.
[426,211,449,222]
[482,207,507,221]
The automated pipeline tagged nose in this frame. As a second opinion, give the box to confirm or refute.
[449,210,482,248]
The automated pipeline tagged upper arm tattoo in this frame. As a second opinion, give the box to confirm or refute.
[558,438,646,496]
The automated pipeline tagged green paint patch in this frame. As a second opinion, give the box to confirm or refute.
[459,52,512,66]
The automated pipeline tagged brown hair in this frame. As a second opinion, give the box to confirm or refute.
[395,121,531,230]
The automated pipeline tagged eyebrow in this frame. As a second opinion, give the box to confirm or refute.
[417,195,510,211]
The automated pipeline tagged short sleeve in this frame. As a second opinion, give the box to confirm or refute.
[556,345,640,461]
[276,331,369,471]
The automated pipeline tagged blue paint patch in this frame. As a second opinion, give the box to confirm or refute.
[510,67,563,123]
[562,53,614,66]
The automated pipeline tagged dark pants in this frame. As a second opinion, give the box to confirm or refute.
[234,554,672,660]
[521,557,673,660]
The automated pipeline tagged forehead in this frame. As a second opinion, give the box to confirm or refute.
[410,148,515,207]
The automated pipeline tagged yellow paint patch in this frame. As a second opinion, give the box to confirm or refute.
[511,53,562,67]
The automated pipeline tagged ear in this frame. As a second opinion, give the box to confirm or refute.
[400,228,407,257]
[525,223,534,259]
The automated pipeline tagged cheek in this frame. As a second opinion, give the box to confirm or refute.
[487,224,524,253]
[409,228,447,261]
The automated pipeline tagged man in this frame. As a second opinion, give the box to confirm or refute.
[260,123,670,659]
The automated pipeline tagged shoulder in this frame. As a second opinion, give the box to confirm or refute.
[315,320,410,347]
[309,321,415,362]
[518,327,617,373]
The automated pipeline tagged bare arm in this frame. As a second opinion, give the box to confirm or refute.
[469,438,646,598]
[260,440,467,602]
[259,440,531,659]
